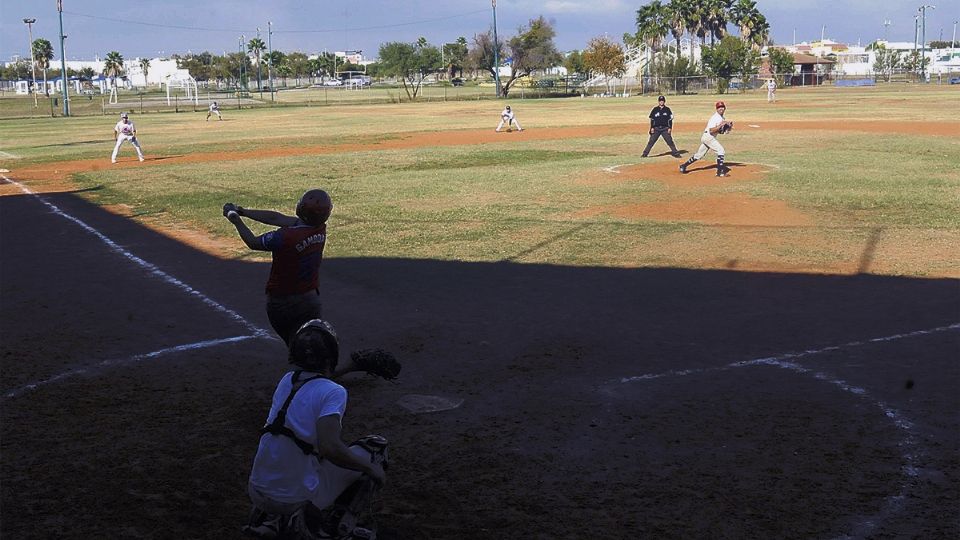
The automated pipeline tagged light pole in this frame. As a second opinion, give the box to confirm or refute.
[953,20,958,48]
[492,0,501,97]
[57,0,69,116]
[256,27,263,95]
[239,35,245,91]
[883,20,891,43]
[23,18,38,107]
[267,21,274,101]
[919,5,936,81]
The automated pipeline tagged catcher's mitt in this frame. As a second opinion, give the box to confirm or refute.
[351,349,401,380]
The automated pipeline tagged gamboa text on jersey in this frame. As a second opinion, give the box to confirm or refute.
[296,233,326,253]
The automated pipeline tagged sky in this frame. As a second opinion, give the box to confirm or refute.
[1,0,957,62]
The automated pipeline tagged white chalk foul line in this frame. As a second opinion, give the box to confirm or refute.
[617,321,960,537]
[4,334,258,399]
[4,174,271,338]
[0,150,20,159]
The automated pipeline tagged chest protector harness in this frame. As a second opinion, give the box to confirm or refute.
[260,370,326,457]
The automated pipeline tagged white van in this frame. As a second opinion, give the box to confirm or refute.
[346,75,372,86]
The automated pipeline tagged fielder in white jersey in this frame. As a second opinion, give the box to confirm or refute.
[679,101,732,177]
[111,113,144,163]
[495,105,523,132]
[207,101,222,121]
[766,79,777,103]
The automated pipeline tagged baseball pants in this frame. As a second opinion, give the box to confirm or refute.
[266,291,322,345]
[112,135,144,162]
[642,127,679,156]
[496,118,522,131]
[693,132,724,160]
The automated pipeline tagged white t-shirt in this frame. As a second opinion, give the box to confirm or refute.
[210,103,219,111]
[767,80,776,90]
[704,112,725,134]
[115,120,136,138]
[248,372,347,504]
[501,108,514,120]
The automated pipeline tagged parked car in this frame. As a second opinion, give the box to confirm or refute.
[451,78,464,87]
[322,79,343,86]
[950,76,960,85]
[346,76,372,86]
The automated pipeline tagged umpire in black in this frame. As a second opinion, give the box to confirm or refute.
[641,95,681,158]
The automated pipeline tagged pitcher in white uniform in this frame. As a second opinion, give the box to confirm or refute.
[679,101,733,177]
[111,112,144,163]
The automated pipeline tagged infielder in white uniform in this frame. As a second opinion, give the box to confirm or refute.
[679,101,732,177]
[206,101,222,121]
[496,105,523,132]
[111,112,144,164]
[766,78,777,103]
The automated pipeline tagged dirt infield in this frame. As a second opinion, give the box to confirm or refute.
[2,121,959,538]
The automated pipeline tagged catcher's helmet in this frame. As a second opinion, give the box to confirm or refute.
[289,319,339,372]
[296,189,333,226]
[715,101,726,109]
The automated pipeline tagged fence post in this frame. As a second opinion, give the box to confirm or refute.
[175,95,179,113]
[140,94,143,115]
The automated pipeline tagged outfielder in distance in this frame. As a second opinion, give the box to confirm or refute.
[641,95,682,158]
[679,100,734,178]
[495,105,523,132]
[222,191,401,380]
[206,100,222,121]
[111,112,144,164]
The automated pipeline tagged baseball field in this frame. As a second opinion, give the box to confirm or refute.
[1,83,958,538]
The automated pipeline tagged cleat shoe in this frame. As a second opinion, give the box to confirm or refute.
[671,152,681,158]
[679,163,687,174]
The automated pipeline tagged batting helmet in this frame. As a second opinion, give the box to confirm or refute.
[296,189,333,226]
[289,319,340,372]
[715,101,726,109]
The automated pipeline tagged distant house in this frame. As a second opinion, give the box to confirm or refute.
[791,53,834,85]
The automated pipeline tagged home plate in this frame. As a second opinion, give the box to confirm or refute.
[397,394,464,414]
[748,124,760,128]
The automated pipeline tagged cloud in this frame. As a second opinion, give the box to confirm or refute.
[538,0,628,14]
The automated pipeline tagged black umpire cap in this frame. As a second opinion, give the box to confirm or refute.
[657,95,666,102]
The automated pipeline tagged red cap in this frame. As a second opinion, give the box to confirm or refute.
[715,101,726,109]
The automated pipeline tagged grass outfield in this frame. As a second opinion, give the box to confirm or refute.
[2,84,958,277]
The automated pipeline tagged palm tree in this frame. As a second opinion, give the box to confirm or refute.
[667,0,693,57]
[730,0,763,46]
[247,37,266,90]
[634,0,672,53]
[32,38,54,95]
[139,58,151,87]
[104,51,124,88]
[703,0,732,46]
[686,3,707,60]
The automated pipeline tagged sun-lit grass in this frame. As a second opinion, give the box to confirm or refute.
[2,84,958,276]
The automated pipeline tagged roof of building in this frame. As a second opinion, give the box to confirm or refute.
[793,53,835,65]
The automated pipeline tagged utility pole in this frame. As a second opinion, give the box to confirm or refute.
[492,0,501,97]
[57,0,69,116]
[23,18,38,108]
[267,21,274,102]
[883,20,891,43]
[953,20,958,48]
